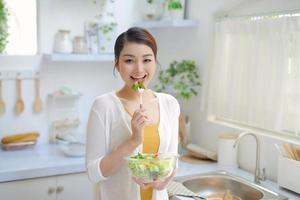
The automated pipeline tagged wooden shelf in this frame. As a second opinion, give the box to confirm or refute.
[133,19,197,28]
[45,53,114,62]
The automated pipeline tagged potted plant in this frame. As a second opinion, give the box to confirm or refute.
[141,0,165,21]
[153,60,201,147]
[0,0,9,54]
[167,0,185,20]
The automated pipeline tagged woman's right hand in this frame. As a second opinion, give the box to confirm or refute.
[130,107,149,146]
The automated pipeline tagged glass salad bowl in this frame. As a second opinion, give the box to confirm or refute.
[126,153,178,183]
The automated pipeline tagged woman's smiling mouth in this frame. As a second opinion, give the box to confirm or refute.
[130,74,147,81]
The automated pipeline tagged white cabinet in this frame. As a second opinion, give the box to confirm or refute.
[0,176,56,200]
[0,173,94,200]
[56,173,94,200]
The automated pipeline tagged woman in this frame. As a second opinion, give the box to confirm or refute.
[86,27,180,200]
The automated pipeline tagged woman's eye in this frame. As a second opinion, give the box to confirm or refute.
[144,59,152,63]
[125,59,133,63]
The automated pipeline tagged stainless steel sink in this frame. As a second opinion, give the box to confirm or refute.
[175,171,287,200]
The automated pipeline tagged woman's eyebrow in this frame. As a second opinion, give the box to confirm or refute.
[143,54,153,57]
[122,54,135,57]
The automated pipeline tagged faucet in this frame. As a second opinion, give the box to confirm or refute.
[233,132,266,184]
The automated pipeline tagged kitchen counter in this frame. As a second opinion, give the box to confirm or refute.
[0,143,299,199]
[0,143,85,183]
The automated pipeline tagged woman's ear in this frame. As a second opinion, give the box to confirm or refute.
[114,59,119,71]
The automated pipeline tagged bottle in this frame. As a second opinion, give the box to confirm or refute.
[53,30,72,54]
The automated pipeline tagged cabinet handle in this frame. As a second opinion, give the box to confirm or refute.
[56,186,64,193]
[48,187,55,195]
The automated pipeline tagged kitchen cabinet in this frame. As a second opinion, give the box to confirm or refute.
[0,173,94,200]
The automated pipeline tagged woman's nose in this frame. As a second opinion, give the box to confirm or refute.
[135,61,144,72]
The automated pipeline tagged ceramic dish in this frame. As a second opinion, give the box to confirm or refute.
[1,141,36,151]
[57,139,85,157]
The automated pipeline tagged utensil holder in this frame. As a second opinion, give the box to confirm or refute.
[278,155,300,194]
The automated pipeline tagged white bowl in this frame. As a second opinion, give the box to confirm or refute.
[58,140,85,157]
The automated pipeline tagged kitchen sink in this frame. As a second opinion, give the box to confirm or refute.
[175,171,287,200]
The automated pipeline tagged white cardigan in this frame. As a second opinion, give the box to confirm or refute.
[86,92,180,200]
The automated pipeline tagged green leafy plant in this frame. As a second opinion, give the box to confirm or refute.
[154,60,201,101]
[167,0,183,10]
[0,0,9,53]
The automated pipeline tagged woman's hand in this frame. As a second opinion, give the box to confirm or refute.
[130,107,149,146]
[132,171,176,191]
[150,171,176,190]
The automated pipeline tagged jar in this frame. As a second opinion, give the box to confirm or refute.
[217,133,238,168]
[73,36,88,54]
[53,30,72,54]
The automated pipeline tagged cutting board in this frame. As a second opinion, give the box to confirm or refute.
[179,153,216,164]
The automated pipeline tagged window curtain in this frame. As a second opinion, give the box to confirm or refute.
[207,15,300,138]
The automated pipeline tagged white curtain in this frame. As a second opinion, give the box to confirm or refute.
[207,14,300,137]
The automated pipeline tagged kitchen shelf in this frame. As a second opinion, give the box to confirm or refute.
[48,93,82,99]
[133,19,197,28]
[45,53,114,62]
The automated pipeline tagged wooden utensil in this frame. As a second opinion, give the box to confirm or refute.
[291,144,300,161]
[0,80,5,114]
[283,143,296,160]
[33,78,42,113]
[15,79,24,114]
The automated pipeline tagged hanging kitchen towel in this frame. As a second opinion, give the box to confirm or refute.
[167,181,206,200]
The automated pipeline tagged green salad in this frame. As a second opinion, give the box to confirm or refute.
[128,153,175,183]
[131,81,145,92]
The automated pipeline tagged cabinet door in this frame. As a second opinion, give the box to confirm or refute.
[0,176,56,200]
[56,173,94,200]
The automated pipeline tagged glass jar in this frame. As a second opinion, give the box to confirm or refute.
[73,36,88,54]
[53,30,72,54]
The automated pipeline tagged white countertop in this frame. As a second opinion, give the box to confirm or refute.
[0,143,299,200]
[0,143,85,182]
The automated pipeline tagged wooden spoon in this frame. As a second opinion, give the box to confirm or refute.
[33,78,42,113]
[283,143,296,160]
[15,79,24,114]
[291,144,300,161]
[0,80,5,114]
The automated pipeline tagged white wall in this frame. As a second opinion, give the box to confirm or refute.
[0,0,138,142]
[185,0,300,181]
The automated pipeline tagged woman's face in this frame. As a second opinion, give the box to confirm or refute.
[116,42,156,89]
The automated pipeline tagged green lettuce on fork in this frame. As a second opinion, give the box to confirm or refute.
[131,81,145,92]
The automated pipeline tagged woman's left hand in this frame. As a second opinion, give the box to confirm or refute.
[150,171,176,190]
[132,171,176,191]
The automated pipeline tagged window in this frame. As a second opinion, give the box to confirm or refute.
[206,13,300,143]
[2,0,37,55]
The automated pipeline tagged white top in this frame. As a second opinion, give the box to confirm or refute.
[86,92,180,200]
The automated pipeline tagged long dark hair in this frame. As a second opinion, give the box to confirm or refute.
[114,27,157,66]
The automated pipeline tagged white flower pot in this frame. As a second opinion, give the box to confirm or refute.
[169,9,184,20]
[141,0,165,21]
